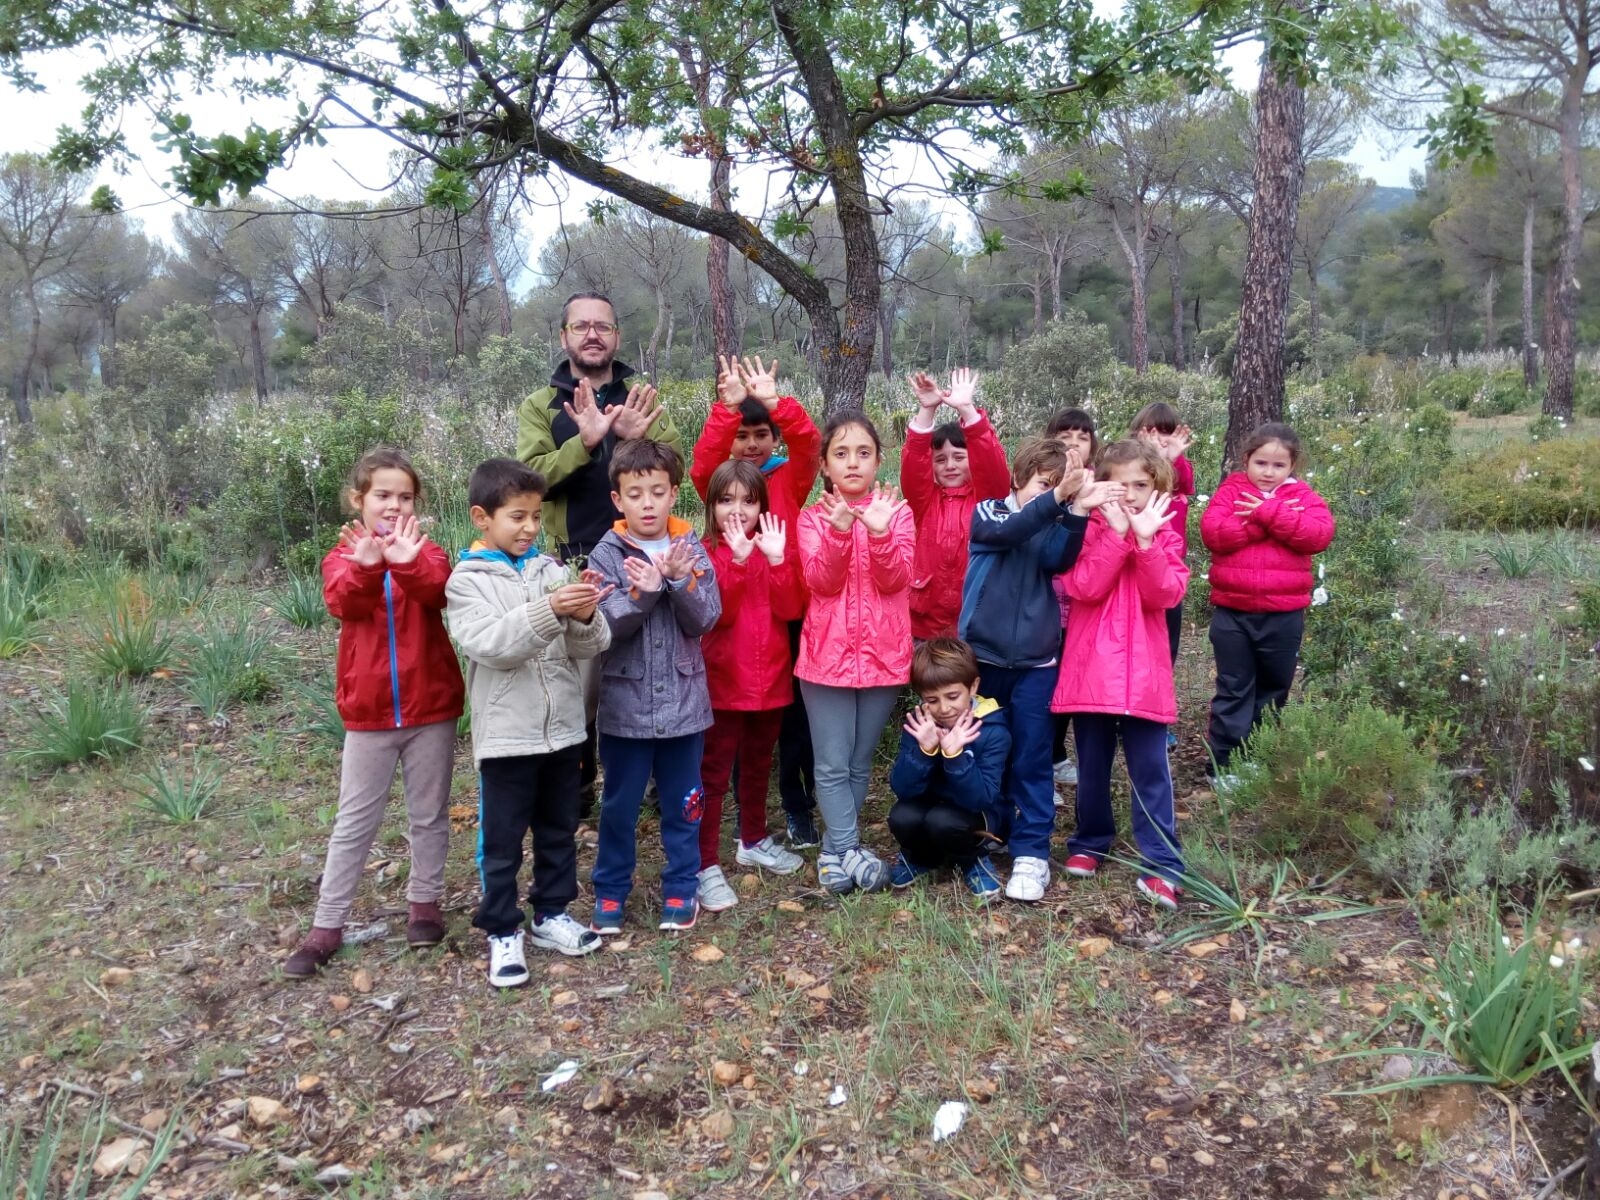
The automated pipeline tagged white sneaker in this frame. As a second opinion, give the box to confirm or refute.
[487,930,529,988]
[736,836,804,875]
[528,912,601,957]
[1005,856,1051,903]
[1053,760,1078,786]
[697,866,739,913]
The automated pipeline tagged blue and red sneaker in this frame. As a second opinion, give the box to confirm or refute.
[590,898,626,936]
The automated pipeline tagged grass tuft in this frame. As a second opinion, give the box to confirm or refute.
[131,751,224,823]
[8,679,147,771]
[87,605,177,679]
[183,611,280,718]
[269,572,329,629]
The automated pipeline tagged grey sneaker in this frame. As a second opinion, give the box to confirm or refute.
[842,846,890,893]
[817,851,854,895]
[736,836,804,875]
[528,912,601,957]
[696,865,739,913]
[1052,759,1079,786]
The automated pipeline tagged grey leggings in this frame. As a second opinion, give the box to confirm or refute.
[798,681,901,855]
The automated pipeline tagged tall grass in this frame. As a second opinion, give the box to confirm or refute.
[131,751,224,823]
[87,605,177,679]
[8,680,147,771]
[1,1089,179,1198]
[183,611,280,718]
[269,572,329,629]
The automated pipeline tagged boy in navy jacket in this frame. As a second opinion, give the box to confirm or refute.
[886,638,1013,902]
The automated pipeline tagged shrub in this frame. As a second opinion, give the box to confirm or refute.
[269,573,329,629]
[984,310,1118,430]
[183,611,279,717]
[1224,697,1439,864]
[1440,437,1600,529]
[132,751,224,823]
[8,679,147,771]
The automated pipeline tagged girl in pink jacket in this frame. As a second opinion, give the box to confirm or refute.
[796,412,915,896]
[1052,440,1189,910]
[1201,422,1335,775]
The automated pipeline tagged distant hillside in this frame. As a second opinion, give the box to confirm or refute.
[1363,185,1415,216]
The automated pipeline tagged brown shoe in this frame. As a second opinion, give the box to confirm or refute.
[406,902,446,948]
[283,927,343,979]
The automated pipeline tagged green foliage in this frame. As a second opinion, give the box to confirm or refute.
[0,1088,179,1198]
[8,680,147,772]
[984,310,1117,431]
[292,675,345,744]
[304,306,448,400]
[1440,436,1600,529]
[269,573,329,629]
[132,751,224,823]
[86,604,177,679]
[1225,697,1439,863]
[0,553,50,659]
[1569,582,1600,638]
[1480,536,1542,578]
[183,612,279,717]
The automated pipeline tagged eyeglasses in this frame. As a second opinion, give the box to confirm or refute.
[564,321,618,336]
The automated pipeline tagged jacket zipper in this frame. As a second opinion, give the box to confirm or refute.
[384,572,403,728]
[531,563,552,747]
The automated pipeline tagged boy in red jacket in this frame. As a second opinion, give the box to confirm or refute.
[901,367,1011,641]
[690,355,824,848]
[1201,422,1335,776]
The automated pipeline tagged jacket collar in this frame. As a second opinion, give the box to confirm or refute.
[458,540,541,572]
[610,514,695,544]
[547,358,637,405]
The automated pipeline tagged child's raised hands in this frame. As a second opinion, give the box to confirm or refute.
[903,705,942,754]
[383,513,428,565]
[945,367,979,418]
[623,553,664,594]
[654,536,696,582]
[715,354,746,409]
[720,514,756,564]
[1072,478,1126,514]
[817,489,858,532]
[906,370,944,415]
[858,483,904,536]
[755,512,787,563]
[1166,425,1193,459]
[1054,466,1093,504]
[1127,492,1177,547]
[1102,495,1132,535]
[737,356,780,409]
[338,520,386,568]
[939,709,983,756]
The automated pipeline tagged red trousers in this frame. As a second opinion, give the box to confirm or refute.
[699,707,785,867]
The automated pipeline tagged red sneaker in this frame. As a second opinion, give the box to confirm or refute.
[1137,876,1180,911]
[1064,854,1099,879]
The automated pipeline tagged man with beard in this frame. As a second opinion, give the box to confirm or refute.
[517,292,687,810]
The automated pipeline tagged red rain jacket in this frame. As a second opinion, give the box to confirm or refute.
[702,541,806,711]
[795,499,916,689]
[1201,473,1335,613]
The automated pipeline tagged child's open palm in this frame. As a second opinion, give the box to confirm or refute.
[624,554,664,593]
[720,514,756,564]
[383,513,428,565]
[338,520,386,568]
[817,489,857,532]
[1073,478,1125,513]
[939,710,983,755]
[945,366,979,417]
[655,537,695,582]
[1102,497,1132,535]
[906,370,945,415]
[859,484,904,535]
[903,706,942,754]
[715,355,746,408]
[755,512,786,563]
[737,356,780,408]
[1128,492,1176,546]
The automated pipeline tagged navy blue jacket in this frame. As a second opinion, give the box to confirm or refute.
[959,492,1088,668]
[887,697,1011,832]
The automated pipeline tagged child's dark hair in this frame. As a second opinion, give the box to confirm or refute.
[1130,402,1180,436]
[1043,407,1099,458]
[1240,422,1301,467]
[1096,438,1175,493]
[347,447,422,510]
[929,421,967,452]
[1008,438,1068,490]
[468,457,546,514]
[911,637,980,693]
[702,460,770,549]
[739,398,778,437]
[609,438,684,488]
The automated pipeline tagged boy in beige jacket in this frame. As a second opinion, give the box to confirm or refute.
[446,458,613,987]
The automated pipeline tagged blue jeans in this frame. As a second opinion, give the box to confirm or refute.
[978,663,1057,861]
[1067,713,1184,883]
[592,732,705,908]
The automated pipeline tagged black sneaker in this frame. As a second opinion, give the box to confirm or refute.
[786,810,820,849]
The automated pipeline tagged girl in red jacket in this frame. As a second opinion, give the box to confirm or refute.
[1052,440,1189,909]
[1201,422,1335,776]
[695,461,807,913]
[900,367,1010,640]
[796,412,915,896]
[284,448,466,978]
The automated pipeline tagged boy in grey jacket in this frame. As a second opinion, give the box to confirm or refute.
[588,439,721,933]
[447,459,612,987]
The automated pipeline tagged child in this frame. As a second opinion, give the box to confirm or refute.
[795,412,915,894]
[589,439,722,932]
[1201,422,1335,776]
[691,355,823,847]
[901,368,1011,640]
[961,440,1111,902]
[1130,402,1197,667]
[695,460,806,913]
[446,459,613,986]
[1054,440,1188,908]
[1042,408,1100,788]
[887,638,1011,902]
[285,449,465,979]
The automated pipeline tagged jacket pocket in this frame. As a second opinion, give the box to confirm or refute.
[602,656,645,680]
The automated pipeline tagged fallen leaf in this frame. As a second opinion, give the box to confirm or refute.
[138,1109,168,1132]
[1229,998,1247,1024]
[295,1075,322,1095]
[965,1076,998,1103]
[551,990,579,1007]
[691,944,725,964]
[701,1110,735,1140]
[428,1143,466,1164]
[783,966,818,988]
[99,967,133,987]
[806,983,833,1002]
[1076,937,1113,959]
[351,968,374,993]
[776,900,805,913]
[1184,942,1222,959]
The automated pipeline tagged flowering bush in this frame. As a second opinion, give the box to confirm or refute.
[1440,437,1600,529]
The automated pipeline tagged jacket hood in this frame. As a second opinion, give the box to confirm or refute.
[457,540,541,572]
[974,695,1001,719]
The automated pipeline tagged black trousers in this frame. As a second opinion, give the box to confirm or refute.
[473,743,584,936]
[776,620,817,815]
[1166,602,1183,664]
[1206,606,1305,771]
[887,794,985,869]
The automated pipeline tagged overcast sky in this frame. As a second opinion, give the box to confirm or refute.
[1,38,1427,291]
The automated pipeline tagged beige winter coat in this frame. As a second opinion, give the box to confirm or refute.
[446,546,611,762]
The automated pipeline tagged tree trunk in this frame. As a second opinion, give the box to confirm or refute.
[1307,261,1321,342]
[481,202,513,338]
[1108,211,1149,374]
[707,153,736,363]
[14,289,43,423]
[1522,196,1539,390]
[100,299,119,389]
[1169,235,1187,371]
[1224,55,1307,469]
[1032,269,1046,337]
[1050,250,1065,321]
[645,287,667,380]
[1482,271,1495,352]
[879,302,894,379]
[248,304,269,405]
[1543,79,1584,420]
